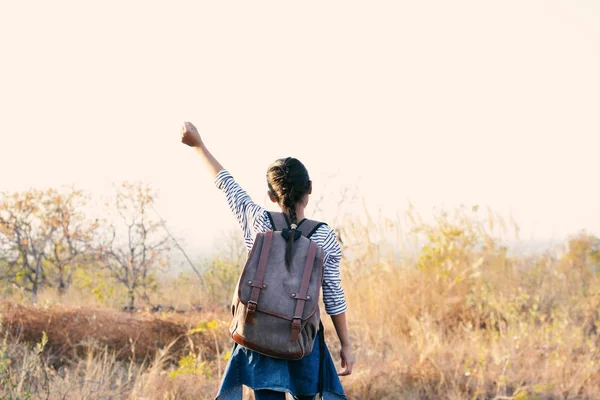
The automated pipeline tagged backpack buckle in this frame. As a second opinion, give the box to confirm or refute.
[290,317,302,341]
[245,301,258,324]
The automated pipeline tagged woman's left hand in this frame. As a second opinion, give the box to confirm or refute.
[338,345,355,376]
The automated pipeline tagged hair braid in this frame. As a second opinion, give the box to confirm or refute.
[285,202,298,268]
[266,157,311,268]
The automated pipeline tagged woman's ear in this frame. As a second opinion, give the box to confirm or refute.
[267,191,278,203]
[308,181,313,195]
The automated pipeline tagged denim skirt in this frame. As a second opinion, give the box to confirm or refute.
[215,331,347,400]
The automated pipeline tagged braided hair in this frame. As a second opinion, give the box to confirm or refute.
[266,157,311,267]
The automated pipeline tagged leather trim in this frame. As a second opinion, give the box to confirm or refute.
[243,306,301,322]
[290,241,318,340]
[232,332,304,360]
[234,232,262,306]
[245,231,273,322]
[238,284,321,321]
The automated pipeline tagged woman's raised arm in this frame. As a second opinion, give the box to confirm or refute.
[181,121,223,178]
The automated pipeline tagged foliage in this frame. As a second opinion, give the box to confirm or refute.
[201,257,240,306]
[0,188,97,302]
[187,320,219,335]
[168,354,210,378]
[0,183,176,310]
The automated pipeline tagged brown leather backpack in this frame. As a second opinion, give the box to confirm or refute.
[229,212,326,360]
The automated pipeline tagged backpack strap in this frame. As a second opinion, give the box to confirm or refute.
[298,219,327,239]
[290,240,318,341]
[267,211,327,238]
[318,321,325,397]
[244,231,273,324]
[267,211,288,232]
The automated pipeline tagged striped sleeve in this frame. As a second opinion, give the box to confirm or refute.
[214,169,271,250]
[311,225,348,316]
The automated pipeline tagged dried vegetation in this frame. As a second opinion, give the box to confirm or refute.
[1,207,599,399]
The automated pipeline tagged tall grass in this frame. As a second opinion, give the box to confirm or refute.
[1,208,599,399]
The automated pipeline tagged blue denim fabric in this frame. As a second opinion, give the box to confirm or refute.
[254,389,313,400]
[215,332,347,400]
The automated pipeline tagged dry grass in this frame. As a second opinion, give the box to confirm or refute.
[0,302,231,399]
[1,208,599,399]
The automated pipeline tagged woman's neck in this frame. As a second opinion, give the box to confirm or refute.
[281,205,306,223]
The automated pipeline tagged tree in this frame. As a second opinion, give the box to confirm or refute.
[99,182,171,309]
[0,188,95,301]
[45,189,98,294]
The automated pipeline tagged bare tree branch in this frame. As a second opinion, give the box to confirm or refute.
[97,182,172,309]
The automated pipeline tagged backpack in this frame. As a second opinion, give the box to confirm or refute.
[229,211,326,360]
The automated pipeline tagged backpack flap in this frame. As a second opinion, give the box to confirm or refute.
[237,232,323,324]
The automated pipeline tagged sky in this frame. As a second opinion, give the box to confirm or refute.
[1,1,599,254]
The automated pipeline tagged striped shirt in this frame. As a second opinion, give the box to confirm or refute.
[215,169,347,316]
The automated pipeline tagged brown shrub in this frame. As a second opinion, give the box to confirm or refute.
[0,301,226,366]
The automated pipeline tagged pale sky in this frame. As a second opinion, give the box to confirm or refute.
[1,1,599,253]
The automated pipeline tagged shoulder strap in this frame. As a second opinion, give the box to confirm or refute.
[267,211,288,232]
[267,211,327,239]
[298,219,327,239]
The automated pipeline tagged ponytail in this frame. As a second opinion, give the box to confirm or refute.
[285,204,298,268]
[266,157,311,268]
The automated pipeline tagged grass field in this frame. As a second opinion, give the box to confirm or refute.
[1,209,599,399]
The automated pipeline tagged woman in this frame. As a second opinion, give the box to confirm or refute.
[181,121,354,400]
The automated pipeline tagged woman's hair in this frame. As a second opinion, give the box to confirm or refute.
[266,157,311,267]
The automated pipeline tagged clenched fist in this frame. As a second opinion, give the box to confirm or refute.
[181,121,203,147]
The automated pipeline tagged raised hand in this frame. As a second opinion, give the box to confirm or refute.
[181,121,203,147]
[181,121,223,177]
